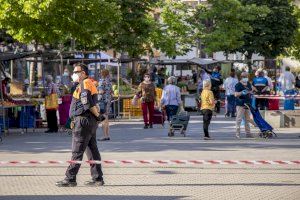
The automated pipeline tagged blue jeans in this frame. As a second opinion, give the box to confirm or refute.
[165,105,179,121]
[226,95,236,116]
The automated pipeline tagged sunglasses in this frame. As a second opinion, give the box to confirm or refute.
[73,70,82,74]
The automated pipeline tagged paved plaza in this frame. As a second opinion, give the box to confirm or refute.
[0,115,299,200]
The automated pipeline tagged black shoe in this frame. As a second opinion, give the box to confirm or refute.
[84,180,105,187]
[55,180,77,187]
[98,137,110,141]
[149,124,153,128]
[144,124,149,129]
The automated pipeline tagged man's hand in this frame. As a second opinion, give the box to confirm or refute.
[95,114,106,122]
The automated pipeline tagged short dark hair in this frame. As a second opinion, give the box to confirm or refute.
[286,66,290,71]
[74,63,89,75]
[144,73,150,77]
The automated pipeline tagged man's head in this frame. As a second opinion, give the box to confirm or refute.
[258,70,264,77]
[213,66,220,72]
[46,75,53,83]
[63,68,69,76]
[167,76,177,85]
[240,72,249,85]
[72,63,89,82]
[286,66,291,71]
[230,69,235,78]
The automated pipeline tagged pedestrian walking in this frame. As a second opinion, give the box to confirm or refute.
[224,69,238,117]
[137,73,156,129]
[235,72,254,139]
[98,69,113,141]
[200,79,215,140]
[160,76,182,121]
[56,63,105,187]
[44,75,59,133]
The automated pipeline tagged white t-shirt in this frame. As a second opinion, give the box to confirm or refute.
[279,71,295,91]
[224,77,239,95]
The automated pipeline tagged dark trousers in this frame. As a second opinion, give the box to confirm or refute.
[165,105,179,121]
[65,115,103,181]
[46,109,58,132]
[212,89,221,113]
[226,95,236,116]
[202,109,213,137]
[255,92,269,110]
[141,101,154,125]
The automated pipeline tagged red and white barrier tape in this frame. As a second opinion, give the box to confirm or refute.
[254,94,300,99]
[0,160,299,165]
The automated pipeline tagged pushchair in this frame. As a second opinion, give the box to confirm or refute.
[245,103,277,138]
[169,111,190,137]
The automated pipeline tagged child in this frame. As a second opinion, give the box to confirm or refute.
[200,80,215,140]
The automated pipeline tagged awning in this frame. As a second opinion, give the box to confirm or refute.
[188,58,219,66]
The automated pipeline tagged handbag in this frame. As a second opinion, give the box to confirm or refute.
[45,86,58,109]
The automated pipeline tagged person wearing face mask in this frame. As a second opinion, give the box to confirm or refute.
[136,73,156,129]
[61,68,71,87]
[56,63,105,187]
[44,75,59,133]
[234,72,254,139]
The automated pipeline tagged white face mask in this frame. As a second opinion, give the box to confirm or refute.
[241,78,248,83]
[71,73,80,82]
[63,72,69,76]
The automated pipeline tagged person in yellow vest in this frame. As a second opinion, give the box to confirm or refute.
[200,79,215,140]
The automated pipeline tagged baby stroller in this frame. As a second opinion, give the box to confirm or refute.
[169,111,190,137]
[245,103,277,138]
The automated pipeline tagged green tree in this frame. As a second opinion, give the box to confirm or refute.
[0,0,120,48]
[286,6,300,60]
[104,0,159,58]
[198,0,269,57]
[238,0,298,60]
[150,1,199,58]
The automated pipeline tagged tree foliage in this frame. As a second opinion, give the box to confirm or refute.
[150,1,200,58]
[286,6,300,60]
[198,0,269,55]
[0,0,121,48]
[238,0,298,59]
[102,0,159,58]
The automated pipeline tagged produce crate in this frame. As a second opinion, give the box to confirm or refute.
[19,106,36,128]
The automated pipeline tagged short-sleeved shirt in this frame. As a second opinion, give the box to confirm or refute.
[252,77,268,93]
[224,77,239,95]
[235,82,252,106]
[201,89,215,111]
[138,82,156,103]
[70,78,98,118]
[98,77,113,103]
